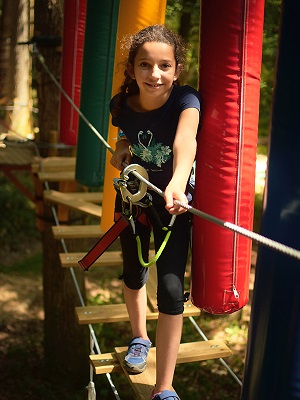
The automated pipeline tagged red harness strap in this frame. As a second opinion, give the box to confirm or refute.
[78,212,149,271]
[78,216,128,271]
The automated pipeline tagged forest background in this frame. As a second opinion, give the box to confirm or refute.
[0,1,281,399]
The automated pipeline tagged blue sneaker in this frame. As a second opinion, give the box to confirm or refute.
[151,390,180,399]
[123,337,151,373]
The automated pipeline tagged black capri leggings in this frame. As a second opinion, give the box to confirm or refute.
[117,199,192,315]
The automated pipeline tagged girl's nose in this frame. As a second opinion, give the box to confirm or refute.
[150,65,161,79]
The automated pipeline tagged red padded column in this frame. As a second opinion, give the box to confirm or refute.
[191,0,265,314]
[59,0,87,145]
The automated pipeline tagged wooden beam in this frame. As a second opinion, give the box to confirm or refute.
[44,190,103,217]
[90,339,232,377]
[52,225,104,239]
[75,301,199,325]
[59,251,124,268]
[146,267,158,312]
[59,250,156,268]
[31,156,76,173]
[37,171,75,182]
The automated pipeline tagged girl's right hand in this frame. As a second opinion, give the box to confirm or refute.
[110,140,132,170]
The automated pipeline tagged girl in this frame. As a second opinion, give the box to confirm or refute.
[110,24,200,400]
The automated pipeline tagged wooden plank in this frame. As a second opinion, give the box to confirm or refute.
[75,301,199,325]
[60,251,124,268]
[44,189,103,203]
[31,156,76,173]
[76,303,155,324]
[89,352,120,374]
[38,171,75,182]
[60,250,156,268]
[44,190,103,217]
[52,225,104,239]
[146,267,158,312]
[115,346,160,399]
[90,340,232,376]
[113,340,232,399]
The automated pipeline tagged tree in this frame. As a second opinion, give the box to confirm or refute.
[33,0,89,388]
[166,0,200,89]
[0,0,19,121]
[10,0,33,138]
[259,0,281,141]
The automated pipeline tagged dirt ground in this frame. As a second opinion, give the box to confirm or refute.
[0,237,254,400]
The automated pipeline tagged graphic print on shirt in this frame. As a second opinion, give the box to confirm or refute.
[131,130,172,168]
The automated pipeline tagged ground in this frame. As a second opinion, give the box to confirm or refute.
[0,236,254,400]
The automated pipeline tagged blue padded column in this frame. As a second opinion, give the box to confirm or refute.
[241,0,300,398]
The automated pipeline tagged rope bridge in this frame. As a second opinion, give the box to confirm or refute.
[29,43,299,399]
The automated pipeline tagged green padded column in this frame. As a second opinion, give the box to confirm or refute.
[75,0,119,186]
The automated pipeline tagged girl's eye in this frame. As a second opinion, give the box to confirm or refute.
[140,62,150,68]
[161,63,172,69]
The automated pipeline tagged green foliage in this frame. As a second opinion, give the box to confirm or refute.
[166,0,281,151]
[0,251,42,274]
[259,0,282,139]
[0,172,40,252]
[166,0,200,89]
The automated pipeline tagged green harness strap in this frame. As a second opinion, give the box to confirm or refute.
[127,213,176,268]
[136,228,172,268]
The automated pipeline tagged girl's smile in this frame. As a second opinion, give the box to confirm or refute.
[127,41,182,111]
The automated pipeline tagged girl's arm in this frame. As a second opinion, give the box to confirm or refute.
[164,107,200,214]
[110,137,132,170]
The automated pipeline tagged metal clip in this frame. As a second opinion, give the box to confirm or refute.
[119,164,149,204]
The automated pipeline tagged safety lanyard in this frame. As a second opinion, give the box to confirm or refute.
[114,164,176,267]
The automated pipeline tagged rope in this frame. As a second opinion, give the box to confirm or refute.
[188,316,243,387]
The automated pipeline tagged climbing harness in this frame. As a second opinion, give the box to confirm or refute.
[80,163,176,270]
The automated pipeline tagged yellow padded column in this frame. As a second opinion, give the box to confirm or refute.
[101,0,167,231]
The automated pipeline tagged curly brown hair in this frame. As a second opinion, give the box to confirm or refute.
[112,25,187,117]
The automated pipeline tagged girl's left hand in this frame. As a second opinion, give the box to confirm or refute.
[164,183,188,215]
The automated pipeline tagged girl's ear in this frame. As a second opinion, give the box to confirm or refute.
[127,63,135,79]
[174,63,183,82]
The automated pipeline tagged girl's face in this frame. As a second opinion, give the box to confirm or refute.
[128,41,182,100]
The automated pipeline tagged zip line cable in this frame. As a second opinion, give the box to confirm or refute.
[132,169,300,261]
[32,44,114,155]
[32,44,300,262]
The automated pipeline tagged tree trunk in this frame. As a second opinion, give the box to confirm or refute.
[33,0,62,147]
[10,0,33,138]
[34,0,89,388]
[42,209,89,387]
[0,0,19,108]
[178,0,194,41]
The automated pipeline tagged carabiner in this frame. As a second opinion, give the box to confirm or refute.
[119,164,149,204]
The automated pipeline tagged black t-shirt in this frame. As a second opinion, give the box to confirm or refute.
[110,85,201,201]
